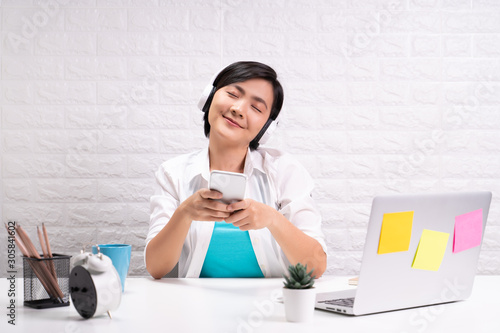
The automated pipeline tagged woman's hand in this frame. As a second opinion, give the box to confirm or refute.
[179,189,232,222]
[226,198,327,277]
[225,199,279,230]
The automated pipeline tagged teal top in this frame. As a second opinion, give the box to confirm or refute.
[200,222,264,278]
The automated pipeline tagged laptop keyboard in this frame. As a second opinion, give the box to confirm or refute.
[318,297,355,308]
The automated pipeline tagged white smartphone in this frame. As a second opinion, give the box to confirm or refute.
[209,170,247,204]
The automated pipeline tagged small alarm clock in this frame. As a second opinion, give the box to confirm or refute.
[69,246,122,319]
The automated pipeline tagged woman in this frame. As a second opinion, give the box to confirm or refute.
[145,61,326,279]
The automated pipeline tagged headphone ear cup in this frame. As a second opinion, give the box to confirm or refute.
[257,117,278,145]
[254,118,279,145]
[198,84,216,112]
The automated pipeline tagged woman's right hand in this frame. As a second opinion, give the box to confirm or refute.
[179,188,232,222]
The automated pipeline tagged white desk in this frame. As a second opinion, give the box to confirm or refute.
[1,276,499,332]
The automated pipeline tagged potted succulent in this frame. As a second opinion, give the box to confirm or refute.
[282,263,316,322]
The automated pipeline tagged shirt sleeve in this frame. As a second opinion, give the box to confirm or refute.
[144,163,181,262]
[273,154,328,254]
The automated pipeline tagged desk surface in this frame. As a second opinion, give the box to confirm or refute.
[1,275,499,333]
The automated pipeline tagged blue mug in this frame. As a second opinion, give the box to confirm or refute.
[92,244,131,292]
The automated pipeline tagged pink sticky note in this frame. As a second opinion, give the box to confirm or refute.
[453,209,483,253]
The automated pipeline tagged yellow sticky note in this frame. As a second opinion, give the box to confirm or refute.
[377,211,414,254]
[412,229,449,271]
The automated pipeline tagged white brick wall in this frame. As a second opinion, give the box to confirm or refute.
[1,0,499,277]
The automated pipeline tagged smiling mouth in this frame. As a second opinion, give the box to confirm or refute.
[223,115,243,128]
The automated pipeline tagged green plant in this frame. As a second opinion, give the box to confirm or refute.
[283,263,315,289]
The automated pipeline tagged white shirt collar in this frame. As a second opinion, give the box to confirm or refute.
[188,147,266,183]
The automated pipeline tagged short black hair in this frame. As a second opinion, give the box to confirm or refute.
[202,61,284,150]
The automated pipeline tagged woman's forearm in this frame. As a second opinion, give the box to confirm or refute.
[145,206,192,279]
[267,213,327,278]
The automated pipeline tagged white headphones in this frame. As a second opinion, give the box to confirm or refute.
[197,78,279,146]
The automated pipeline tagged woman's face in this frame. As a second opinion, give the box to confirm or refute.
[208,78,274,148]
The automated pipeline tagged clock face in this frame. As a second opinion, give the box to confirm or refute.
[69,265,98,319]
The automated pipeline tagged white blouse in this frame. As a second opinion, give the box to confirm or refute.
[145,147,327,278]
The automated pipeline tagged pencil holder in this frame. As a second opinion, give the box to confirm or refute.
[23,254,71,309]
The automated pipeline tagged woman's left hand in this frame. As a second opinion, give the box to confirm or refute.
[227,198,327,277]
[225,199,278,231]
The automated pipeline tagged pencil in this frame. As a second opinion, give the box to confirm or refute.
[37,226,48,257]
[42,223,57,279]
[37,226,52,277]
[15,225,64,302]
[16,225,41,259]
[42,223,53,258]
[16,225,57,298]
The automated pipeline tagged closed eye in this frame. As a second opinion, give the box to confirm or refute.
[252,105,262,113]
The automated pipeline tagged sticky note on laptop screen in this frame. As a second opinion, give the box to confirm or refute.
[453,209,483,253]
[412,229,449,271]
[377,211,414,254]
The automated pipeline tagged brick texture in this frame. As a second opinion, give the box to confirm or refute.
[1,0,499,277]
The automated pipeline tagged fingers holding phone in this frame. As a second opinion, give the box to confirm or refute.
[181,171,247,222]
[226,199,278,231]
[181,188,231,222]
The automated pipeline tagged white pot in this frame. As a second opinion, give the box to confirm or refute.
[282,287,316,322]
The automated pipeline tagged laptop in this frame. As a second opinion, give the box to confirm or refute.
[316,191,492,316]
